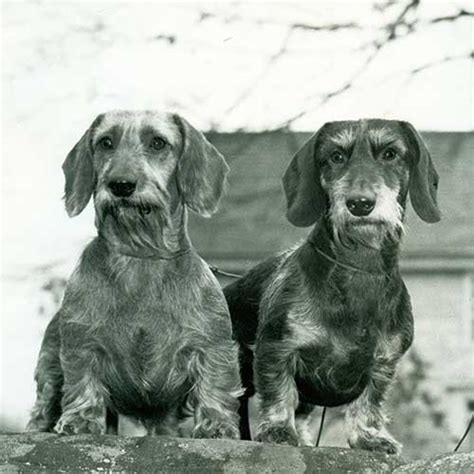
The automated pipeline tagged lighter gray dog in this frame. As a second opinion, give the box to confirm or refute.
[27,111,243,438]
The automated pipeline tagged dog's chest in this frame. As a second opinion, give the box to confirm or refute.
[295,326,376,406]
[290,275,393,406]
[99,281,196,413]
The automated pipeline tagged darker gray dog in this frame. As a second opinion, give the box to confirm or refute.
[225,119,440,453]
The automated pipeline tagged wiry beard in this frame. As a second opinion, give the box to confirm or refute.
[95,196,174,257]
[332,219,403,250]
[328,181,405,251]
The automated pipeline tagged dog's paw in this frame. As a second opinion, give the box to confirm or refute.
[193,420,240,440]
[55,412,106,435]
[348,428,402,455]
[255,423,299,446]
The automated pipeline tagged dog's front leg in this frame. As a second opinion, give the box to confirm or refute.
[54,346,108,435]
[345,357,402,454]
[27,313,63,432]
[254,339,299,446]
[294,402,322,446]
[191,342,242,440]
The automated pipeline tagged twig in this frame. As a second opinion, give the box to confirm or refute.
[223,28,294,117]
[275,44,381,130]
[291,22,360,32]
[430,9,473,24]
[357,8,473,51]
[409,52,473,75]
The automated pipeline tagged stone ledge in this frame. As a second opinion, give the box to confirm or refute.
[0,434,471,473]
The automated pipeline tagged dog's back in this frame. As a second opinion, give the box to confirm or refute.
[225,255,281,347]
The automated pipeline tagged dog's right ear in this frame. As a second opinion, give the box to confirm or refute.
[282,126,327,227]
[62,115,103,217]
[173,114,229,217]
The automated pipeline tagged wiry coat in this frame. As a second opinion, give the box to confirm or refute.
[28,111,242,438]
[225,119,440,453]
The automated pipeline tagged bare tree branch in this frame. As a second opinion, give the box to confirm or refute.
[357,7,473,51]
[383,0,420,41]
[206,1,472,131]
[429,9,473,24]
[291,22,360,32]
[271,50,473,133]
[272,0,424,130]
[408,51,473,76]
[196,8,362,31]
[222,28,294,117]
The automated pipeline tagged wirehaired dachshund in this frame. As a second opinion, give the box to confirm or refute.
[225,119,440,453]
[27,110,243,438]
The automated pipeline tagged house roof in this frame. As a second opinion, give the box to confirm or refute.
[188,131,474,264]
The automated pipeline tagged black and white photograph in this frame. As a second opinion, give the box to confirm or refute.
[1,0,473,472]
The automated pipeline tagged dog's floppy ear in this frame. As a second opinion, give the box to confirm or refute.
[282,126,327,227]
[400,121,441,223]
[173,114,229,217]
[62,115,103,217]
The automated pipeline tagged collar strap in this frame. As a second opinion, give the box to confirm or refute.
[117,246,192,261]
[308,240,386,276]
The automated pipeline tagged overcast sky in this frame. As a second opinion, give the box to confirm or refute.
[3,1,473,133]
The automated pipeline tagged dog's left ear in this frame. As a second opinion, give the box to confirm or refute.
[400,121,441,223]
[173,114,229,217]
[62,114,103,217]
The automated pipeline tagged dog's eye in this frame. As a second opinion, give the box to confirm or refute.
[98,137,114,151]
[382,148,397,161]
[150,137,166,151]
[330,152,345,165]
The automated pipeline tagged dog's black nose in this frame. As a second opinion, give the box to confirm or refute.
[346,197,375,217]
[108,179,137,197]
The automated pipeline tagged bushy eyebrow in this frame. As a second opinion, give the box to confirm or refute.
[139,125,168,140]
[368,128,408,153]
[92,125,123,144]
[328,129,356,148]
[140,119,181,147]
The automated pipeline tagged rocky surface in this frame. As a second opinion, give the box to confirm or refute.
[393,451,474,473]
[0,434,471,473]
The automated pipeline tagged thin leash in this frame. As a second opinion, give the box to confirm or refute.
[453,414,473,452]
[210,264,328,446]
[316,406,327,447]
[209,265,243,280]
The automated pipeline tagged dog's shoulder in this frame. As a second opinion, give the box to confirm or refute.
[224,254,283,306]
[180,252,232,315]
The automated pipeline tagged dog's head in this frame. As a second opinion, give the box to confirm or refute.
[283,119,440,245]
[62,110,228,255]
